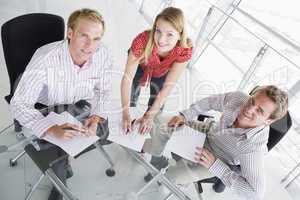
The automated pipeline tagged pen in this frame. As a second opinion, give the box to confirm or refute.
[131,119,136,126]
[126,119,136,134]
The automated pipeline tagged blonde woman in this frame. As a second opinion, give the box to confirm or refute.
[121,7,193,134]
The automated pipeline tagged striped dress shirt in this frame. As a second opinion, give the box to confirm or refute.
[181,91,269,200]
[10,39,113,138]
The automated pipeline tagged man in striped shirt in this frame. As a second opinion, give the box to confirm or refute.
[145,85,288,200]
[10,8,112,200]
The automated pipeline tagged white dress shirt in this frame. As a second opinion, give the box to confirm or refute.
[181,91,269,200]
[11,39,113,138]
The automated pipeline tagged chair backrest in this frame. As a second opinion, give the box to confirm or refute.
[267,111,292,151]
[1,13,65,103]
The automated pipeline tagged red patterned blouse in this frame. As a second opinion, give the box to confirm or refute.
[131,31,193,86]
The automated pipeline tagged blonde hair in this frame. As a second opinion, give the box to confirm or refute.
[67,8,105,32]
[144,7,192,62]
[251,85,288,120]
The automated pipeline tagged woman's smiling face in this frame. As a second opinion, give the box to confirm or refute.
[153,18,180,56]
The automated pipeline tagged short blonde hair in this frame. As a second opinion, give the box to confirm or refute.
[67,8,105,32]
[144,7,192,62]
[251,85,288,120]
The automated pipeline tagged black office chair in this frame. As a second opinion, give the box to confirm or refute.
[1,13,65,167]
[1,13,65,132]
[196,111,292,194]
[0,13,75,200]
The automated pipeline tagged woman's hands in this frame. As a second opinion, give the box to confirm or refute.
[122,111,154,135]
[136,112,155,135]
[122,111,155,135]
[122,112,187,135]
[122,112,133,134]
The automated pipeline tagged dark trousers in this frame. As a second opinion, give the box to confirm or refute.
[30,101,105,200]
[130,66,167,108]
[35,143,68,200]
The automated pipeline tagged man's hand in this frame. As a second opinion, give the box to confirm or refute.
[167,114,186,128]
[84,115,104,136]
[194,147,216,168]
[47,123,86,139]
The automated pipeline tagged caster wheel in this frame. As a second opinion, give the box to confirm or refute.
[144,173,153,182]
[212,180,226,193]
[9,159,17,167]
[105,168,115,177]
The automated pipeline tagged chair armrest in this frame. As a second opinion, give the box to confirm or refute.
[197,114,214,122]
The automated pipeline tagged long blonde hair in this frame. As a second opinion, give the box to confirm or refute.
[144,7,192,62]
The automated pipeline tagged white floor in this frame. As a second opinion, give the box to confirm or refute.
[0,0,299,200]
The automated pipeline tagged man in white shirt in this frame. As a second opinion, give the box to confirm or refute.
[11,8,113,200]
[144,85,288,200]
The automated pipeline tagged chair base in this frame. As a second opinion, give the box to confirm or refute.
[105,168,116,177]
[25,174,45,200]
[66,164,73,179]
[14,119,22,132]
[9,150,26,167]
[48,187,63,200]
[144,173,153,182]
[197,177,226,194]
[9,158,18,167]
[212,180,226,193]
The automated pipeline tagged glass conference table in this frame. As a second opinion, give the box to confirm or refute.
[0,120,201,200]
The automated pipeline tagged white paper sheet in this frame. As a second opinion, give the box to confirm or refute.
[165,126,206,163]
[107,108,150,152]
[43,112,99,157]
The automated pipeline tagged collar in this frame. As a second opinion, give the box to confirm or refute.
[151,44,179,64]
[62,39,94,70]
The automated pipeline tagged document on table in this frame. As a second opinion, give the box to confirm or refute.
[165,126,206,163]
[43,112,99,157]
[107,108,150,152]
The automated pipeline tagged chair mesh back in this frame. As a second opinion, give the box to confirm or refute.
[267,111,292,151]
[1,13,65,102]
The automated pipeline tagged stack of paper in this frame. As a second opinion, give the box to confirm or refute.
[43,112,99,157]
[165,126,206,163]
[107,107,150,152]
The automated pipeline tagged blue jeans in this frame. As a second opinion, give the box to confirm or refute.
[130,66,167,108]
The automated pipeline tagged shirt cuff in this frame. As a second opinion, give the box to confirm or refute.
[30,116,58,138]
[180,108,197,121]
[208,158,231,178]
